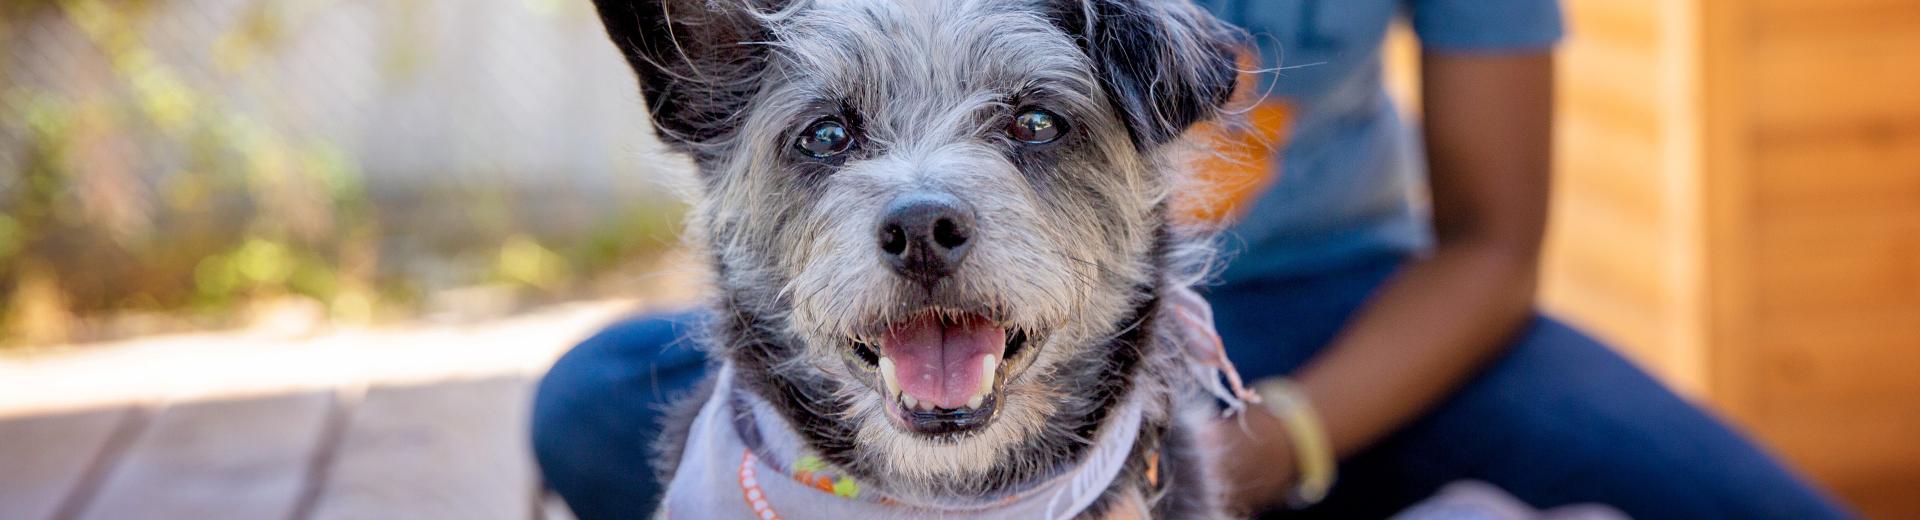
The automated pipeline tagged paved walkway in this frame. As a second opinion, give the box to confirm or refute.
[0,299,654,520]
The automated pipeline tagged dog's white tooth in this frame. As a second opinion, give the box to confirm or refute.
[978,355,997,397]
[902,394,919,410]
[879,357,900,398]
[966,394,984,410]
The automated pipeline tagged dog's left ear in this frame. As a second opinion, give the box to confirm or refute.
[1050,0,1245,148]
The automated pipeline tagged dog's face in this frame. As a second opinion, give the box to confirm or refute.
[595,0,1238,498]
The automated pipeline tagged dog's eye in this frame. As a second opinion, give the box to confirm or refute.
[1009,109,1065,144]
[795,119,853,158]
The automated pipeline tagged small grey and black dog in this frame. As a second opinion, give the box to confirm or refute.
[590,0,1247,517]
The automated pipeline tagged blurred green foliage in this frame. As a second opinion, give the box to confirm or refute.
[0,0,686,347]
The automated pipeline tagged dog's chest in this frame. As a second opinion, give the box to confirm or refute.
[660,363,1151,520]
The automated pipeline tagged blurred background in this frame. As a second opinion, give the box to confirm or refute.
[0,0,1915,519]
[0,0,691,347]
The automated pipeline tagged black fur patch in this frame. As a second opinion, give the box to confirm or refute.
[1047,0,1244,147]
[591,0,786,169]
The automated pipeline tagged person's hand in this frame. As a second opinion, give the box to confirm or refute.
[1204,406,1297,515]
[1165,284,1294,512]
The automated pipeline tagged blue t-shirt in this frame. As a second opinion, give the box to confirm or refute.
[1195,0,1563,282]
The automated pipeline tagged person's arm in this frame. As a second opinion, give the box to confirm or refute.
[1218,50,1555,512]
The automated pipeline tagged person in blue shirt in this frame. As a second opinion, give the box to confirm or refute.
[1185,1,1848,517]
[532,1,1853,518]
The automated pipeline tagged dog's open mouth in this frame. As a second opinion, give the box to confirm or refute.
[847,310,1037,438]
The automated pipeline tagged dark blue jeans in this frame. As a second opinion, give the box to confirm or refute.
[532,257,1850,519]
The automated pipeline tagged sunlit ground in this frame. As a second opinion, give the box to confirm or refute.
[0,251,703,419]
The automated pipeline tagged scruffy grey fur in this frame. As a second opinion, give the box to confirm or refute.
[591,0,1246,517]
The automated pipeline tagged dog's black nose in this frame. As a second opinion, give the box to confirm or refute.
[878,192,976,285]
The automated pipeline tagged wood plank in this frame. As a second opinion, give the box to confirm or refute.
[1755,0,1920,14]
[1557,68,1666,144]
[1567,0,1664,53]
[1755,305,1920,402]
[1753,0,1920,40]
[1751,410,1920,520]
[1556,115,1668,220]
[0,407,135,520]
[1750,31,1920,129]
[1544,193,1672,302]
[1826,466,1920,520]
[1699,0,1766,419]
[1759,325,1920,418]
[308,376,538,520]
[1560,36,1665,124]
[79,392,334,520]
[1755,122,1920,219]
[1754,217,1920,314]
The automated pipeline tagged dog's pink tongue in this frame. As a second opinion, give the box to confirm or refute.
[881,313,1005,409]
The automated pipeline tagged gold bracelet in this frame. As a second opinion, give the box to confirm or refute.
[1254,377,1336,508]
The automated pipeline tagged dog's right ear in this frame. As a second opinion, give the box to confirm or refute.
[1048,0,1245,149]
[592,0,785,163]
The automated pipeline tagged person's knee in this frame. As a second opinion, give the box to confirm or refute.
[531,341,609,471]
[533,313,713,518]
[1416,316,1848,518]
[531,313,708,471]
